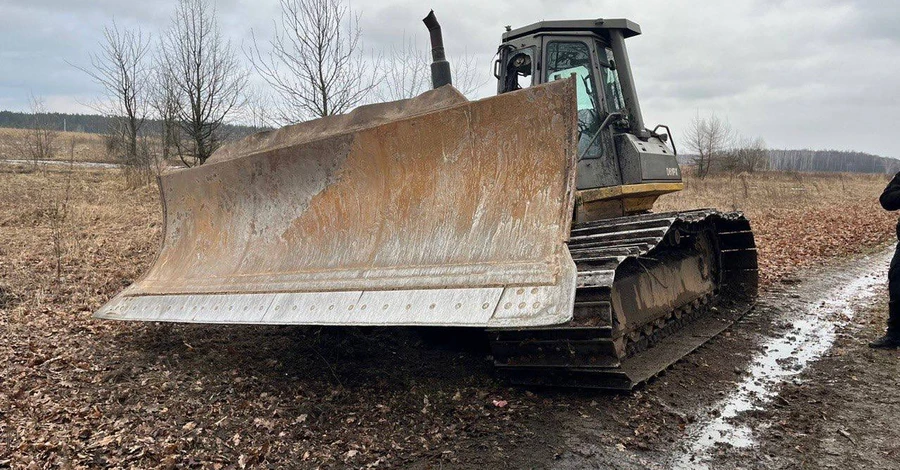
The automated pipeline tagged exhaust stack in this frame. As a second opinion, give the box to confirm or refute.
[423,10,452,88]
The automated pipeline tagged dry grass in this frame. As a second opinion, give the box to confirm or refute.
[656,171,897,284]
[0,167,160,361]
[0,167,159,300]
[0,128,113,163]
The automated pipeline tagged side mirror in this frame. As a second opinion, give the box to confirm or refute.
[609,59,617,71]
[493,59,501,79]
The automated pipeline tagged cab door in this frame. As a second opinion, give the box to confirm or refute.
[542,36,622,190]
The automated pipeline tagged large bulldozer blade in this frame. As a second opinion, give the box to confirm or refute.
[96,80,579,328]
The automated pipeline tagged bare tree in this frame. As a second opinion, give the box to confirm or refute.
[47,137,76,285]
[148,58,182,170]
[450,49,485,98]
[684,112,734,178]
[730,136,768,173]
[17,94,58,169]
[247,0,380,123]
[378,34,484,101]
[239,85,276,130]
[377,34,430,102]
[161,0,247,166]
[72,21,152,184]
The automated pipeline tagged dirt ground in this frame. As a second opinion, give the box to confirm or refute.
[700,269,900,470]
[756,308,900,470]
[1,167,899,468]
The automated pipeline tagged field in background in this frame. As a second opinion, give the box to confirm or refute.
[1,166,897,466]
[0,128,113,164]
[656,171,896,284]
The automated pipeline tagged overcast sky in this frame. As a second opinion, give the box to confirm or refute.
[1,0,897,156]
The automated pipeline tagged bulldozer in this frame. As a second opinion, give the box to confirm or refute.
[95,13,757,390]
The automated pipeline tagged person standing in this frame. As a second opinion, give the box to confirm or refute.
[871,172,900,348]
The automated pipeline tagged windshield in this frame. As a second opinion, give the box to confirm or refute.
[546,42,597,113]
[549,65,595,110]
[545,41,607,160]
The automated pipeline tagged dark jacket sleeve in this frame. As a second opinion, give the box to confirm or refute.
[881,172,900,211]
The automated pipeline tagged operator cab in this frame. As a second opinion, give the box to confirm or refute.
[496,19,682,221]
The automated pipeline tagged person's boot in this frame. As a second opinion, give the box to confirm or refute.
[869,334,900,349]
[870,301,900,349]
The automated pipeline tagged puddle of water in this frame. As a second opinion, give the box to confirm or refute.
[672,250,890,469]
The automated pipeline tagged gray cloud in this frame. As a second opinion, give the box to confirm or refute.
[0,0,896,156]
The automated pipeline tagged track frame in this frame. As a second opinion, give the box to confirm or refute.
[490,209,758,390]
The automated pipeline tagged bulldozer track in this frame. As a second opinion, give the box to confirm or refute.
[490,209,758,390]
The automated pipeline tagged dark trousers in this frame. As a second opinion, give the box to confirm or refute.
[890,244,900,302]
[889,243,900,335]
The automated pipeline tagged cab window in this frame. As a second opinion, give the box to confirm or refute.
[545,41,605,159]
[545,41,597,112]
[502,47,534,92]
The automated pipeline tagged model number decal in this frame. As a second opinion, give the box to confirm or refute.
[666,167,679,177]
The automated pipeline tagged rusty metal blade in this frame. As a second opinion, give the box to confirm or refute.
[96,80,579,327]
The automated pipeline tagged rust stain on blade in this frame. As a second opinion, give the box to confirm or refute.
[98,79,579,328]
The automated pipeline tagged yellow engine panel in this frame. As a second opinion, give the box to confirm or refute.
[574,182,684,223]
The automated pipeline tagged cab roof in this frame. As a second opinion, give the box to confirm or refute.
[502,18,641,42]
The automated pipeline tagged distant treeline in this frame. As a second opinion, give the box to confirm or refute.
[766,149,900,174]
[0,110,269,141]
[678,149,900,174]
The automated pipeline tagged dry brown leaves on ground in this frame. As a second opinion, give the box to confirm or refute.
[656,171,896,285]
